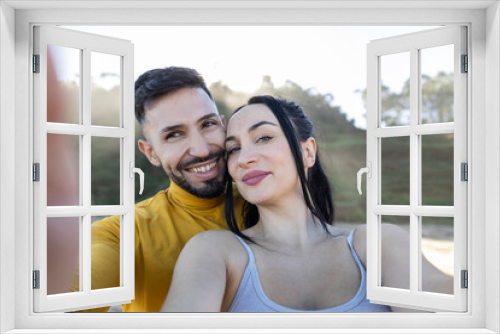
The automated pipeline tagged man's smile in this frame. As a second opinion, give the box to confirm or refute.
[183,157,222,181]
[186,160,217,174]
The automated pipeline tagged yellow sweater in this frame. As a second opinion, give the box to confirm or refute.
[76,182,245,312]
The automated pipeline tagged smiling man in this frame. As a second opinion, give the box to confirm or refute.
[74,67,245,312]
[137,85,227,198]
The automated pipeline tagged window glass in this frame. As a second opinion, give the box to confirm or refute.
[91,137,121,206]
[47,217,80,295]
[421,134,454,206]
[381,215,410,290]
[91,215,121,290]
[47,44,80,124]
[421,216,454,294]
[380,52,410,127]
[381,136,410,205]
[47,134,80,206]
[91,52,121,127]
[421,45,454,124]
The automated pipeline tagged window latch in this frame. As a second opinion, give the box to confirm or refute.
[357,162,372,195]
[130,162,144,195]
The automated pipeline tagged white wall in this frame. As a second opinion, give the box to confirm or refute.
[0,2,16,333]
[1,3,497,332]
[486,2,500,333]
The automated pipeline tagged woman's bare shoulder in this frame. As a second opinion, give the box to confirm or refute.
[185,230,248,259]
[190,229,239,242]
[350,225,368,267]
[349,223,409,267]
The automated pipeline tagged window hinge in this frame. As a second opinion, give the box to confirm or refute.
[33,54,40,73]
[33,270,40,289]
[461,162,468,181]
[461,54,468,73]
[33,163,40,182]
[461,270,468,289]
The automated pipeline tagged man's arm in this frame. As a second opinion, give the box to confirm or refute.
[161,230,228,312]
[69,216,122,312]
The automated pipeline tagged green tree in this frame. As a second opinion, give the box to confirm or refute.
[421,71,454,123]
[358,71,453,125]
[211,76,358,137]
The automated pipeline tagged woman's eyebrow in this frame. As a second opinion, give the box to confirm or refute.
[225,121,277,145]
[225,136,236,144]
[248,121,278,132]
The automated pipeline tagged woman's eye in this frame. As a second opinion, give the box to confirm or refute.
[227,147,240,156]
[257,135,273,143]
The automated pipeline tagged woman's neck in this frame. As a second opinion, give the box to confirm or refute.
[251,195,328,251]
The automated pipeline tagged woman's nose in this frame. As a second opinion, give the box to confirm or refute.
[237,146,257,168]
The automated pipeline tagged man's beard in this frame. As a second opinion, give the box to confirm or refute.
[166,150,227,199]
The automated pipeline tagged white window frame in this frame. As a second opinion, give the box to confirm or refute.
[32,26,135,312]
[366,26,467,312]
[1,1,499,333]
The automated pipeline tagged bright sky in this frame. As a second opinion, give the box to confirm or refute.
[62,25,452,129]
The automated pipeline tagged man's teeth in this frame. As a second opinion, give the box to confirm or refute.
[188,162,217,173]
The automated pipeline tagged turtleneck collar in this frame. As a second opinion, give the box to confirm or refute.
[167,181,226,210]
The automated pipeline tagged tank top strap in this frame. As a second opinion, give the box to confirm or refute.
[346,229,365,271]
[233,234,256,265]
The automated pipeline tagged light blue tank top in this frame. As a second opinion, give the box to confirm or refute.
[229,230,392,312]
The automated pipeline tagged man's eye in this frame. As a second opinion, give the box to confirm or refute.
[202,120,217,128]
[165,132,182,140]
[257,135,273,143]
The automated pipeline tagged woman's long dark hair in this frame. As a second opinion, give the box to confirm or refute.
[225,96,335,242]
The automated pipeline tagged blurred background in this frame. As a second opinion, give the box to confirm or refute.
[48,26,455,297]
[61,26,454,221]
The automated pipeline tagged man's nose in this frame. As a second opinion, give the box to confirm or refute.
[188,132,211,157]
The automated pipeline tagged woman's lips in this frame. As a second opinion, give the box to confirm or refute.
[242,170,271,186]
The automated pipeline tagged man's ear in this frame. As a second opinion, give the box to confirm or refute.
[301,137,317,168]
[138,139,161,167]
[220,115,226,128]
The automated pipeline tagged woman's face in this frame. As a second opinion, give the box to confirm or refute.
[225,104,302,206]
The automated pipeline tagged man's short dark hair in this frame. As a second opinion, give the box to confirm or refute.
[134,66,213,125]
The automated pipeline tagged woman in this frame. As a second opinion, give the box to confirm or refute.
[161,96,452,312]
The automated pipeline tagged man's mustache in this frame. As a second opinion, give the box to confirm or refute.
[177,150,225,170]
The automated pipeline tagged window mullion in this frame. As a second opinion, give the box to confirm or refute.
[453,26,468,309]
[82,47,92,295]
[409,47,420,294]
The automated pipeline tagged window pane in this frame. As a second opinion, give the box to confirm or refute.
[91,215,121,290]
[421,134,454,206]
[380,52,410,127]
[91,52,121,127]
[47,134,80,206]
[381,215,410,290]
[47,44,80,124]
[47,217,80,295]
[421,216,454,294]
[91,137,121,205]
[421,45,454,124]
[381,136,410,205]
